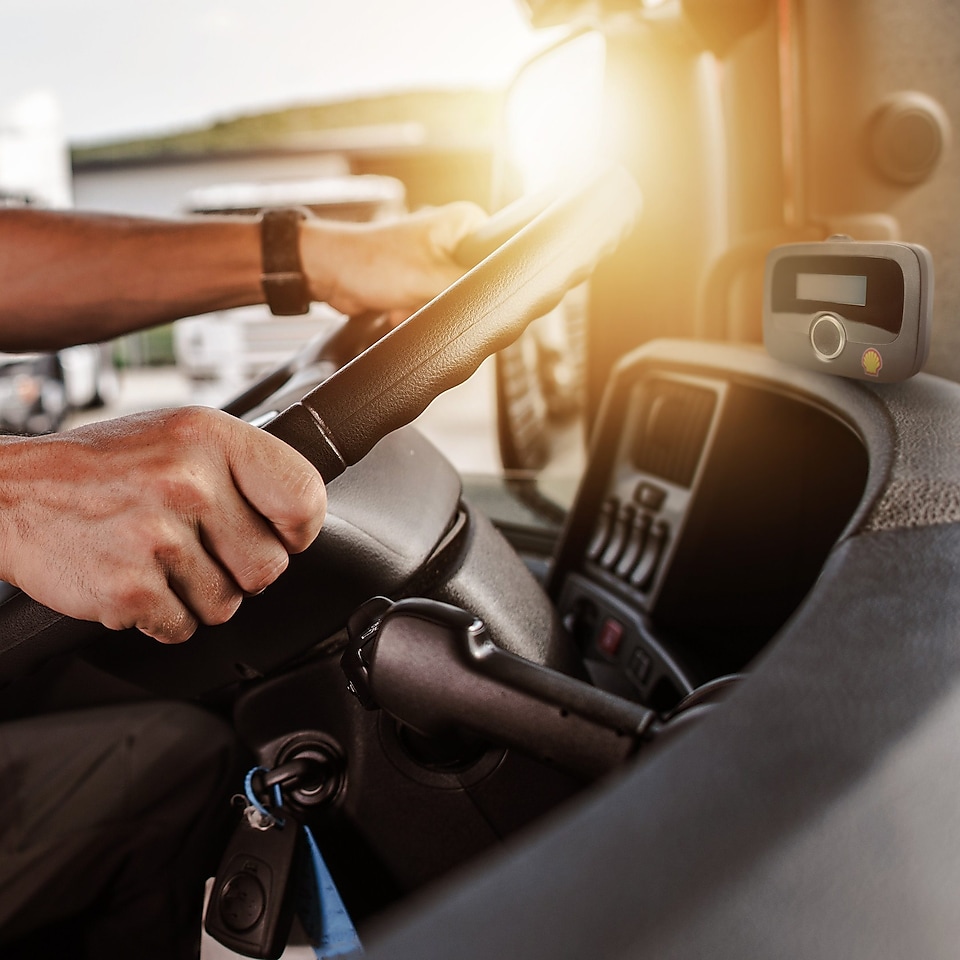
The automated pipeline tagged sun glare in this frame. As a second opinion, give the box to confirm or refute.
[504,31,609,193]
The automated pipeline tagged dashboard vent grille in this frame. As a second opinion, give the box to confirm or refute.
[631,380,717,487]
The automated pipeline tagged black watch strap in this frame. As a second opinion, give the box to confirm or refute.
[260,207,311,316]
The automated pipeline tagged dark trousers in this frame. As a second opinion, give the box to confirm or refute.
[0,700,238,959]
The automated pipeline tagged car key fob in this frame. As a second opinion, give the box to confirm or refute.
[205,811,301,959]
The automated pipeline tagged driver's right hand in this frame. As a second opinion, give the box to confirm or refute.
[0,406,326,644]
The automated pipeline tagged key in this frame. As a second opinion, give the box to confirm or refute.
[205,810,302,959]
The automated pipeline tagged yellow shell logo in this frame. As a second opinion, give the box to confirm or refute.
[862,348,883,377]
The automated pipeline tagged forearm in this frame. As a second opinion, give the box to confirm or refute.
[0,210,264,350]
[0,200,486,352]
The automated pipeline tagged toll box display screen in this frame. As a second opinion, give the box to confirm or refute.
[772,255,904,335]
[796,272,867,307]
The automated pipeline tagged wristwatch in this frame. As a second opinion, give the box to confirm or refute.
[260,207,311,315]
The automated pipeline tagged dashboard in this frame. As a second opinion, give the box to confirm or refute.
[549,341,876,709]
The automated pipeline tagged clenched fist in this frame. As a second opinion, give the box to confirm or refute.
[0,406,326,644]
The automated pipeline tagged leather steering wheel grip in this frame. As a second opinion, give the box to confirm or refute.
[264,166,642,481]
[0,166,641,682]
[222,189,559,420]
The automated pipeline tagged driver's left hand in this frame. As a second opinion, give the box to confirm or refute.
[299,201,488,325]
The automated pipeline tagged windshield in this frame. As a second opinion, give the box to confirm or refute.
[0,1,585,510]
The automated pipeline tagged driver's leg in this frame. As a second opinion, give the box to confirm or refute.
[0,700,238,960]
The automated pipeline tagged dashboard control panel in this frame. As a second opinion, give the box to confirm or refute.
[550,369,725,706]
[548,345,869,710]
[582,375,721,607]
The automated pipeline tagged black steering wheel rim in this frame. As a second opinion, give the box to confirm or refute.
[262,166,641,481]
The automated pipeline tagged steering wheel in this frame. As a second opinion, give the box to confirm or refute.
[0,166,641,683]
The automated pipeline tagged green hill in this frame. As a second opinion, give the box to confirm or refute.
[72,89,504,167]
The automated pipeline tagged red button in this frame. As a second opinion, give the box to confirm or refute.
[597,618,624,657]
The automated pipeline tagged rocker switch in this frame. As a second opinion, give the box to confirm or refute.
[616,512,652,580]
[600,503,636,570]
[629,519,669,592]
[596,617,625,658]
[587,498,619,561]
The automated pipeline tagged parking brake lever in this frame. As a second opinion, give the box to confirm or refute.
[341,597,657,782]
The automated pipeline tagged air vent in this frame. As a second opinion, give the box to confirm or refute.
[630,379,717,487]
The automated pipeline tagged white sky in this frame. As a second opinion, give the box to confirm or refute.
[0,0,550,142]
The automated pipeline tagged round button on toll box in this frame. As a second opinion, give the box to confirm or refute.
[810,314,846,361]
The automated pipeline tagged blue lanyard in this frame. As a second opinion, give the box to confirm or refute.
[298,824,364,959]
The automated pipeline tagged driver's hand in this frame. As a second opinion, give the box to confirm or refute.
[300,201,488,325]
[0,407,326,644]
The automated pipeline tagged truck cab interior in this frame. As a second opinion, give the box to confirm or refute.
[4,0,960,957]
